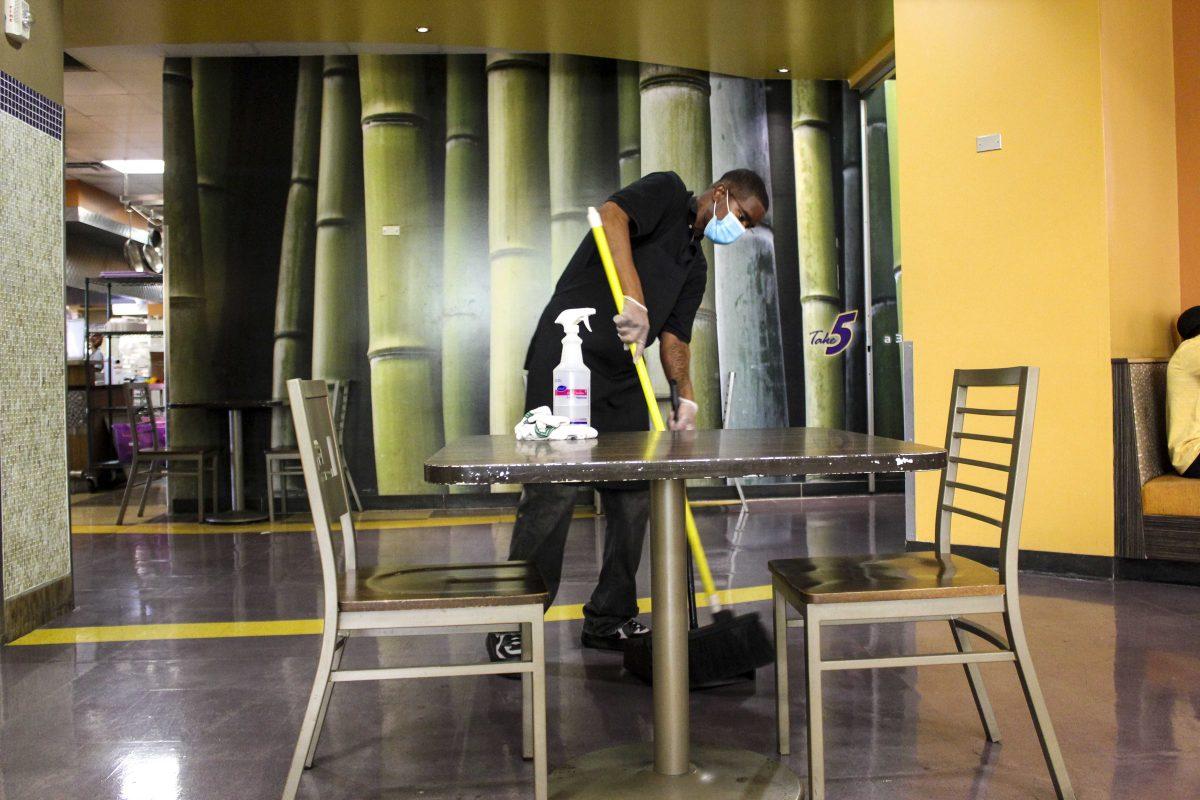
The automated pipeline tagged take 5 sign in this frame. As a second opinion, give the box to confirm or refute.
[810,310,858,357]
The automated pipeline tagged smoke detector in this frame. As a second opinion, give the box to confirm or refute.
[5,0,32,44]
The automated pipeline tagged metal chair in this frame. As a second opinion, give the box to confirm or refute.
[770,367,1074,800]
[115,383,220,524]
[281,378,549,800]
[266,379,362,522]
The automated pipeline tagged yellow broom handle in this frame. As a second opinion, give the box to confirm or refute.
[587,207,721,610]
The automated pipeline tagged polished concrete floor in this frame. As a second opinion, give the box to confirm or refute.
[0,489,1197,799]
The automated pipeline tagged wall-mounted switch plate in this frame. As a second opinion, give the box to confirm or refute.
[5,0,32,43]
[976,133,1002,153]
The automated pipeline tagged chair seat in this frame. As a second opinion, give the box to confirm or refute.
[1141,474,1200,517]
[339,561,548,612]
[266,447,301,456]
[769,552,1004,605]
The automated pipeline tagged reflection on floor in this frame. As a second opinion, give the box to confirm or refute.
[0,489,1196,798]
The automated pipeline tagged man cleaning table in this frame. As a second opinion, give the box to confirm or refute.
[487,169,769,664]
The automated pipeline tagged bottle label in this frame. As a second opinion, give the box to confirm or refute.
[555,385,588,398]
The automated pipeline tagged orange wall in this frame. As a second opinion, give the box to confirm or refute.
[1177,0,1200,311]
[1102,0,1180,357]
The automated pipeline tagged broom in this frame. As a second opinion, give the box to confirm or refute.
[586,207,773,689]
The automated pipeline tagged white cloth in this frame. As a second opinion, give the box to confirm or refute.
[514,406,598,440]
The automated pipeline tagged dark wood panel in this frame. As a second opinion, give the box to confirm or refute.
[1112,359,1146,558]
[425,428,946,485]
[1143,516,1200,563]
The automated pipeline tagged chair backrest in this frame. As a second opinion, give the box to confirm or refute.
[124,382,160,455]
[934,367,1039,586]
[287,379,358,617]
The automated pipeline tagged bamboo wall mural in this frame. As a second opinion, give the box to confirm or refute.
[162,54,904,500]
[617,61,641,188]
[442,55,490,463]
[360,55,445,494]
[792,79,845,429]
[487,53,550,440]
[710,75,787,430]
[866,86,902,439]
[163,58,210,497]
[270,57,321,449]
[639,63,720,430]
[549,55,618,278]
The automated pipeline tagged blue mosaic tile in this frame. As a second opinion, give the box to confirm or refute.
[0,70,63,140]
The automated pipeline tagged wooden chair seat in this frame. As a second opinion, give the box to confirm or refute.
[770,552,1003,606]
[141,447,217,458]
[266,446,300,456]
[339,562,548,611]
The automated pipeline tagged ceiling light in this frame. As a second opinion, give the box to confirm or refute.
[102,159,164,175]
[416,25,430,33]
[776,67,790,74]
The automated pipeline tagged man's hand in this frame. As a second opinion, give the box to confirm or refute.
[669,397,698,431]
[613,296,649,355]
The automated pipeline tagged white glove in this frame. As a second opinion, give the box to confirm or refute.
[669,398,698,431]
[613,296,649,356]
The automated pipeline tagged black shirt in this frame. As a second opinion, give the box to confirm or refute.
[523,171,708,433]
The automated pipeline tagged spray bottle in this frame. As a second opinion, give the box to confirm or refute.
[552,307,596,425]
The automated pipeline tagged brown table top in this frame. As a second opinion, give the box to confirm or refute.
[424,427,946,485]
[168,399,282,411]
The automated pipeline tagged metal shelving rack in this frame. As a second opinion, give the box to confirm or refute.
[82,271,164,488]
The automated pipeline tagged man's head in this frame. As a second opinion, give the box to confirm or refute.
[1179,306,1200,341]
[694,168,769,243]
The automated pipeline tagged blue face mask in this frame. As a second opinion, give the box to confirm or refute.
[703,191,745,245]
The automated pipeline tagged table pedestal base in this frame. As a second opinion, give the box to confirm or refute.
[204,510,268,525]
[549,744,801,800]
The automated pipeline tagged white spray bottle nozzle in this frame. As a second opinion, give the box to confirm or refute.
[555,307,595,335]
[587,207,602,228]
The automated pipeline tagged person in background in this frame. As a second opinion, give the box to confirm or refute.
[88,333,106,385]
[1167,306,1200,478]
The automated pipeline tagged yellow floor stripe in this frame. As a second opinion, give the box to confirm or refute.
[72,509,599,536]
[9,584,773,646]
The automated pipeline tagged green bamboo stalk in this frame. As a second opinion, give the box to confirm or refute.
[884,79,902,330]
[442,54,489,475]
[840,81,867,433]
[792,79,845,429]
[311,56,366,384]
[617,61,641,187]
[710,74,787,430]
[487,53,550,441]
[192,58,234,402]
[359,55,444,495]
[866,86,901,439]
[639,63,720,430]
[549,55,617,278]
[270,57,322,449]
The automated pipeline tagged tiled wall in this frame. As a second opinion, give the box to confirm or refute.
[0,69,70,602]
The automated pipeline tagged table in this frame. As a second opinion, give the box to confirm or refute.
[169,399,280,524]
[425,427,946,800]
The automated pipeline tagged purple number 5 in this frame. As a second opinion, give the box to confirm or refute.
[825,310,858,357]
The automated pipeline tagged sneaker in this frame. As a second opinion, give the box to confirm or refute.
[485,631,523,662]
[581,618,651,652]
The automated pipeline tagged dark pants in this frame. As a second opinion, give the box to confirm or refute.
[1186,455,1200,478]
[508,483,649,636]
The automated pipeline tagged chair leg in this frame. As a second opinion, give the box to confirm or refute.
[304,634,346,769]
[116,457,143,525]
[267,456,276,524]
[804,606,825,800]
[196,458,205,523]
[529,614,548,800]
[521,621,534,761]
[1005,606,1075,799]
[282,625,339,800]
[137,460,159,518]
[773,588,791,756]
[950,619,1001,743]
[211,455,220,514]
[342,458,363,512]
